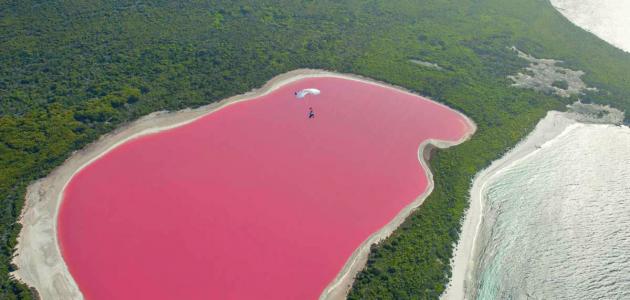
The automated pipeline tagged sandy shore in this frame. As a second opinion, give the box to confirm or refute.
[551,0,630,53]
[12,69,476,300]
[320,138,475,300]
[441,111,584,300]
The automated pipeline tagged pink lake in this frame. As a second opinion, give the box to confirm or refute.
[58,76,471,299]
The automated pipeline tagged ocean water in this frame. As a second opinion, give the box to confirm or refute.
[473,124,630,299]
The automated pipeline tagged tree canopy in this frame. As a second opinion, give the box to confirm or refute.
[1,1,629,299]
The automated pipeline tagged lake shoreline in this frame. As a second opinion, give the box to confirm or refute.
[320,137,475,300]
[12,69,476,300]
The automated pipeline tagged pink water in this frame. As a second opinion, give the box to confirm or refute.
[58,77,471,300]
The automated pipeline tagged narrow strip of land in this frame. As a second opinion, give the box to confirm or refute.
[442,111,576,300]
[320,138,474,300]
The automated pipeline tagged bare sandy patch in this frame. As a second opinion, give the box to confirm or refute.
[508,47,596,98]
[410,59,445,71]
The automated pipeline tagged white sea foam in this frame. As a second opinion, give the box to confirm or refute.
[472,124,630,299]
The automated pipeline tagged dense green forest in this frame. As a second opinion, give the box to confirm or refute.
[1,0,629,299]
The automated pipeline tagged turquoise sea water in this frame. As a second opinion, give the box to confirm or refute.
[473,124,630,299]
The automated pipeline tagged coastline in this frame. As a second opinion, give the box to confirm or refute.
[441,111,579,300]
[551,0,630,53]
[11,69,476,300]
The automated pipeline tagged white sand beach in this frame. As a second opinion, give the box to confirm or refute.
[442,102,625,299]
[551,0,630,52]
[441,111,579,299]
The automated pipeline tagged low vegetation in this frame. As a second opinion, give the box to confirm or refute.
[1,0,629,299]
[552,80,570,90]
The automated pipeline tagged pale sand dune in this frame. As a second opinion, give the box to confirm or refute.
[551,0,630,52]
[12,69,475,300]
